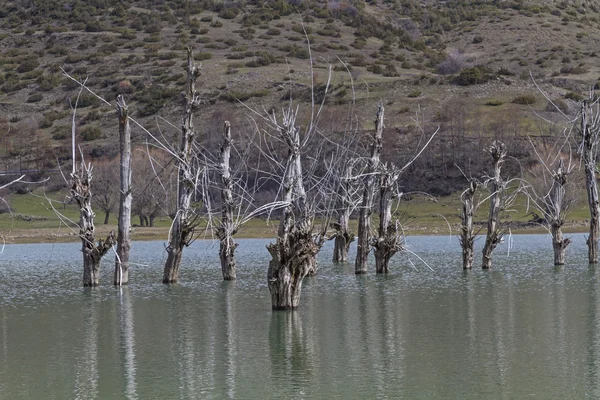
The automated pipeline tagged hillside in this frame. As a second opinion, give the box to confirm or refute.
[0,0,599,196]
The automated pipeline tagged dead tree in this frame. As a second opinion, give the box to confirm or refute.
[579,97,600,263]
[163,48,202,284]
[331,159,356,263]
[526,130,576,266]
[482,141,506,269]
[70,162,116,286]
[547,159,572,265]
[355,104,384,274]
[372,163,403,273]
[59,87,116,286]
[459,179,478,269]
[265,104,326,310]
[481,140,521,270]
[217,121,238,280]
[115,95,132,285]
[370,119,438,273]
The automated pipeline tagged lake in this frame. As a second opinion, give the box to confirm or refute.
[1,233,599,399]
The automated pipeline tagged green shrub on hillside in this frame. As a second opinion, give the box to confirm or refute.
[16,59,39,73]
[26,93,43,103]
[80,126,102,141]
[565,91,584,101]
[485,100,503,106]
[512,94,536,105]
[453,66,492,85]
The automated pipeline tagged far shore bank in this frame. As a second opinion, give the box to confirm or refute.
[1,221,591,245]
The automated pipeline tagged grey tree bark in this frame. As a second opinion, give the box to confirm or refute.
[372,165,402,273]
[482,141,507,270]
[218,121,238,280]
[580,100,600,264]
[70,163,116,286]
[266,107,324,310]
[546,159,572,265]
[459,180,477,269]
[355,104,384,274]
[66,86,115,287]
[115,95,132,285]
[331,159,355,263]
[163,48,201,283]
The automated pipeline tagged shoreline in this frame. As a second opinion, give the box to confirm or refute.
[1,222,591,245]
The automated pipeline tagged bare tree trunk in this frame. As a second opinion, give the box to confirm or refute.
[332,160,355,263]
[581,101,600,264]
[372,168,402,273]
[460,180,477,269]
[355,105,384,274]
[267,107,323,310]
[163,48,200,284]
[551,223,569,265]
[545,159,571,265]
[482,141,506,270]
[103,211,110,225]
[71,167,116,287]
[115,95,132,285]
[218,121,238,280]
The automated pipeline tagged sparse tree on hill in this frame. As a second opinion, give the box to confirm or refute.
[91,159,119,225]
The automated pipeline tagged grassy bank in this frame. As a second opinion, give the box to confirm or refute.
[0,191,591,244]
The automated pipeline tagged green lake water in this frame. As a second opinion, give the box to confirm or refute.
[1,234,599,399]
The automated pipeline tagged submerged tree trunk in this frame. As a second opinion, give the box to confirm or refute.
[267,107,323,310]
[115,95,132,285]
[163,48,201,283]
[482,141,506,270]
[460,180,477,269]
[373,167,402,273]
[332,160,355,263]
[71,166,116,287]
[218,121,238,280]
[581,101,600,264]
[355,105,384,274]
[545,159,571,266]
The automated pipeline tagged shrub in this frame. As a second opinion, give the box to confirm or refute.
[26,93,43,103]
[472,35,484,44]
[485,100,504,106]
[453,66,492,85]
[219,9,237,19]
[437,51,464,75]
[220,89,270,102]
[195,52,212,61]
[383,64,398,77]
[39,118,53,129]
[80,126,102,141]
[17,59,39,73]
[78,93,100,108]
[407,90,421,98]
[565,91,584,101]
[512,94,536,105]
[51,127,68,140]
[546,98,569,113]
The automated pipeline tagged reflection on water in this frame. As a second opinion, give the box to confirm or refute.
[1,234,600,398]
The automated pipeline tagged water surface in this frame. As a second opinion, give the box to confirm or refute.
[1,234,599,399]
